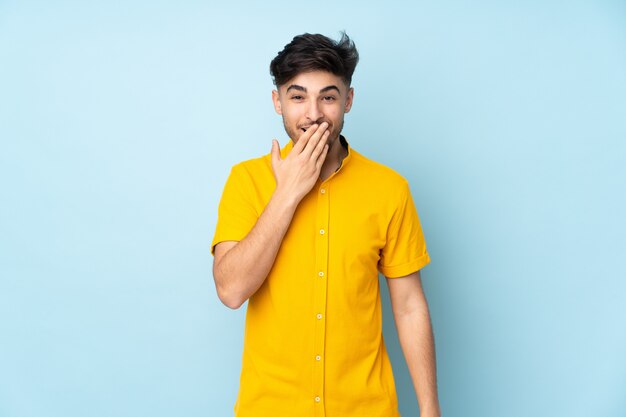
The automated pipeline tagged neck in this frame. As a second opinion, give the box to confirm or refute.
[319,136,347,181]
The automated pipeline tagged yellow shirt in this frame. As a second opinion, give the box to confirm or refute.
[211,135,430,417]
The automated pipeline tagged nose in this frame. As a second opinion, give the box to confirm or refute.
[306,99,323,122]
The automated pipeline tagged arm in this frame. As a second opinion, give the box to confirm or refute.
[386,270,441,417]
[213,123,330,309]
[213,191,298,309]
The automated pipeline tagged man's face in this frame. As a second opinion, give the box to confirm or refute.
[271,70,354,146]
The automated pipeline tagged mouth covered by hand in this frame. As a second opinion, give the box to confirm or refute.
[301,123,329,133]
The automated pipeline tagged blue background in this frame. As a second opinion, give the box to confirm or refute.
[1,1,625,416]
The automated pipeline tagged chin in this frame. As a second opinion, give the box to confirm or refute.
[321,133,340,147]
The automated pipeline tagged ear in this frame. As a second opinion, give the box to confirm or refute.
[344,87,354,113]
[271,89,282,115]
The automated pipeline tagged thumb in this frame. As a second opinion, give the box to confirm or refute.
[271,139,281,165]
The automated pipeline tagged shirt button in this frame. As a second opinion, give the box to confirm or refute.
[319,229,325,235]
[316,313,322,319]
[318,271,324,277]
[320,188,326,194]
[314,396,321,403]
[315,355,321,361]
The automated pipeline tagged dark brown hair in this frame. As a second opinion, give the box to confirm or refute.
[269,31,359,88]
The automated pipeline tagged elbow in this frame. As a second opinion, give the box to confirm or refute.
[218,289,245,310]
[213,270,245,310]
[212,243,249,310]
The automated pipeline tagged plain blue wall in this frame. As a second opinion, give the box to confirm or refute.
[1,1,624,416]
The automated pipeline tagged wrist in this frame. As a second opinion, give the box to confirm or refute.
[419,406,441,417]
[419,401,441,417]
[272,186,300,211]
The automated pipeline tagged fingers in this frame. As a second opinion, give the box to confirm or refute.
[301,122,329,158]
[315,144,329,171]
[292,124,319,154]
[310,128,329,161]
[271,139,281,166]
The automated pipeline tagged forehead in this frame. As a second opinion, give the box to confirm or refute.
[280,70,347,93]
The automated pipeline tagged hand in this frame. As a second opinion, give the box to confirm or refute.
[270,122,330,204]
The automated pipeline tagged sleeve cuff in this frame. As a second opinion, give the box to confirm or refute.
[211,234,245,256]
[378,252,431,278]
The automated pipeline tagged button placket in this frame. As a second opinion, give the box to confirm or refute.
[313,184,329,416]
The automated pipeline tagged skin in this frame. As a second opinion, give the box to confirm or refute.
[212,70,441,416]
[387,271,442,417]
[271,70,354,182]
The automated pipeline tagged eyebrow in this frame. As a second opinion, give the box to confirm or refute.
[285,84,341,94]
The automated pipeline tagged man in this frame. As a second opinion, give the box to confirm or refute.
[211,32,441,417]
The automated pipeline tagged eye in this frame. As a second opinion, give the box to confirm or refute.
[322,96,337,101]
[291,95,304,101]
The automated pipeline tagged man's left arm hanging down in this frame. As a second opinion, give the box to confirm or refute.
[386,270,441,417]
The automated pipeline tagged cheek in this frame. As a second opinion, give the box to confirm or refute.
[327,111,343,126]
[281,112,298,125]
[284,108,304,123]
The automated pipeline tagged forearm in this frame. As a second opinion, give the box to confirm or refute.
[214,189,299,308]
[395,305,441,416]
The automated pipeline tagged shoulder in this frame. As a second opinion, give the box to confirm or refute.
[229,152,271,176]
[349,148,410,191]
[226,152,275,191]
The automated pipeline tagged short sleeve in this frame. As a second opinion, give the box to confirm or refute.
[211,164,259,256]
[378,180,430,278]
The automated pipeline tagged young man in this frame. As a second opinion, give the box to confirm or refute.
[211,32,441,417]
